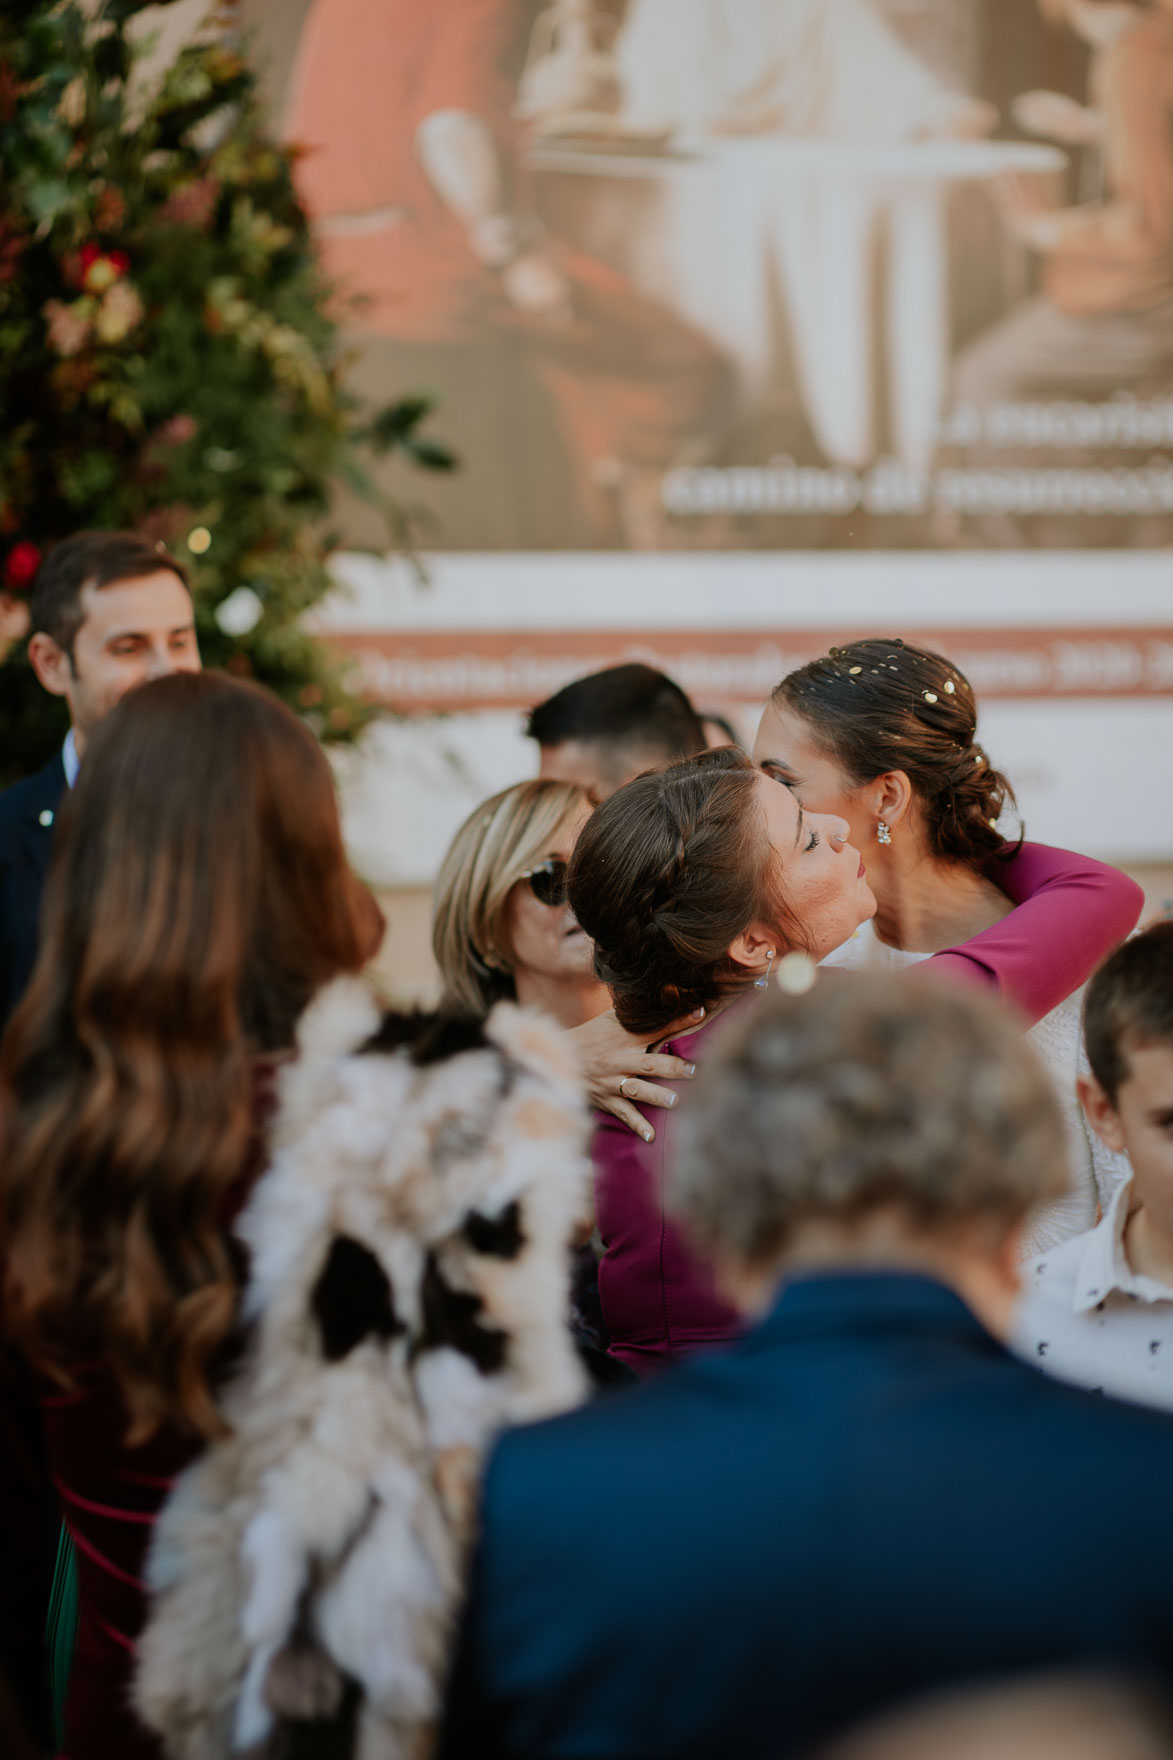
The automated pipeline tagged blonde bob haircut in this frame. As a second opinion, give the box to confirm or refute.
[432,779,592,1016]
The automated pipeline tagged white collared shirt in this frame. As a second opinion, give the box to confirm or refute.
[62,728,80,790]
[1013,1179,1173,1413]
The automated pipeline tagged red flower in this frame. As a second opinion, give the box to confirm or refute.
[0,216,25,286]
[3,541,42,594]
[73,242,129,293]
[0,59,21,127]
[155,413,199,447]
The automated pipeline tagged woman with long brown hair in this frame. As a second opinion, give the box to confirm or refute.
[755,637,1134,1249]
[568,744,1143,1375]
[0,672,384,1760]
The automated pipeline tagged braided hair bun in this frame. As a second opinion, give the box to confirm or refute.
[567,747,805,1039]
[775,639,1020,867]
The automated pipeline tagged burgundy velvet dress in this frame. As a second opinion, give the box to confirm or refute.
[593,842,1145,1376]
[40,1379,199,1760]
[0,1065,277,1760]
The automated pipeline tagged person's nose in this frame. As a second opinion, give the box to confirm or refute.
[812,812,851,849]
[146,642,183,678]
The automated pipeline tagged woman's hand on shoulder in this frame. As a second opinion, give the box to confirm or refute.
[565,1008,703,1142]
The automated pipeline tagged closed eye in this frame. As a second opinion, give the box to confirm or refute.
[762,761,800,792]
[763,764,805,813]
[806,827,821,851]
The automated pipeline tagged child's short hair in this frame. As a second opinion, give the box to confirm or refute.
[1084,921,1173,1104]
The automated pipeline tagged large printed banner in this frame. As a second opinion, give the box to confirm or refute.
[247,0,1173,556]
[227,0,1173,885]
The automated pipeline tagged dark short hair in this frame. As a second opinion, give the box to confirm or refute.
[1084,922,1173,1104]
[526,664,706,770]
[31,530,190,654]
[774,638,1021,869]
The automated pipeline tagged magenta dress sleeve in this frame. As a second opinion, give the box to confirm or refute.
[925,842,1143,1028]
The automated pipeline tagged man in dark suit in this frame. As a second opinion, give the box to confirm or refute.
[0,531,199,1028]
[440,973,1173,1760]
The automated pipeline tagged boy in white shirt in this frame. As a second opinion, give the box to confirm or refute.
[1015,921,1173,1411]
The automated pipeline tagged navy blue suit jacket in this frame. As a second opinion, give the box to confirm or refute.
[0,753,65,1032]
[441,1273,1173,1760]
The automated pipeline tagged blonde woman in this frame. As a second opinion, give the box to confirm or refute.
[433,778,696,1382]
[434,779,604,1027]
[433,778,700,1137]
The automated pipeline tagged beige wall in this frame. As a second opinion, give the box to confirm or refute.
[373,862,1173,1008]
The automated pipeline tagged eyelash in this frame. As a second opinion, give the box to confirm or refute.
[806,828,820,851]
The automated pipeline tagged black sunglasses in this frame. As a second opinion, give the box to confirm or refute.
[521,859,569,908]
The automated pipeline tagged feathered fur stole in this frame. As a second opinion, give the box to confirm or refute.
[135,978,589,1760]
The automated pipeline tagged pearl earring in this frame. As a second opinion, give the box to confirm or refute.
[877,820,892,846]
[754,949,775,990]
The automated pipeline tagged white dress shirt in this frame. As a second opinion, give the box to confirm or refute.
[1013,1179,1173,1414]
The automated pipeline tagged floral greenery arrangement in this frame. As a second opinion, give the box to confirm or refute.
[0,0,452,783]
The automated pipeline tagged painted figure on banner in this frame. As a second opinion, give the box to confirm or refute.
[616,0,994,141]
[284,0,731,550]
[957,0,1173,414]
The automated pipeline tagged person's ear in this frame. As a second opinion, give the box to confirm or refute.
[1077,1071,1127,1154]
[27,632,73,700]
[726,921,776,976]
[868,770,914,832]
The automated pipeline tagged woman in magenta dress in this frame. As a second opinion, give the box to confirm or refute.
[568,736,1143,1378]
[0,673,384,1760]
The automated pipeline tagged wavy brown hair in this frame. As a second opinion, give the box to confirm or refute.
[775,638,1020,867]
[0,673,384,1441]
[567,746,803,1037]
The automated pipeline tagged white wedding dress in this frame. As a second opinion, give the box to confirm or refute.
[616,0,951,141]
[822,921,1132,1256]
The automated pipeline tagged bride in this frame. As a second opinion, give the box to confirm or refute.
[756,638,1133,1252]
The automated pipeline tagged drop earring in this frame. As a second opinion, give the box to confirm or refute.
[877,820,892,846]
[754,949,775,990]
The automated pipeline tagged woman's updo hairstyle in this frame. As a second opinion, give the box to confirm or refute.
[774,638,1020,867]
[567,746,804,1038]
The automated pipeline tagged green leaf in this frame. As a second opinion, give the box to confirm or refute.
[98,0,189,19]
[367,395,435,442]
[403,438,458,472]
[25,179,73,223]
